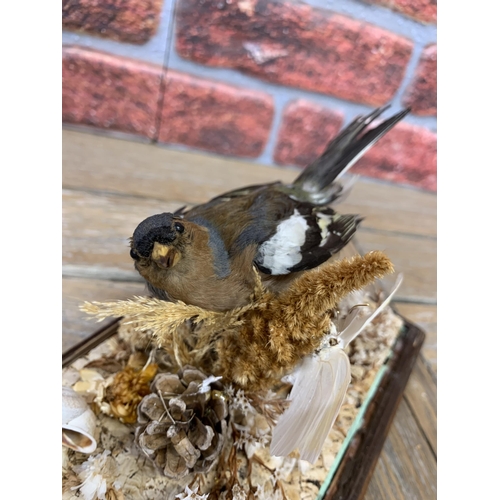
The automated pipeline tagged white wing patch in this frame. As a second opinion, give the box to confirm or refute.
[256,209,309,275]
[316,212,332,247]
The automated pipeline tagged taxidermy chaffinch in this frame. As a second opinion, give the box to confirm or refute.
[130,106,410,312]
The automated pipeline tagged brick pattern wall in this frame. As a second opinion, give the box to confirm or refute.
[62,0,437,192]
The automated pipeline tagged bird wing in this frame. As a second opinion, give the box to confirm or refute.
[254,204,361,275]
[270,346,351,463]
[184,185,295,252]
[186,187,360,276]
[180,182,281,216]
[179,108,410,276]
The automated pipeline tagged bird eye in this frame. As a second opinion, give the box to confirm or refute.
[174,222,184,233]
[130,248,140,260]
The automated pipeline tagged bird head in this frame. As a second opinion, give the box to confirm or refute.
[130,212,188,276]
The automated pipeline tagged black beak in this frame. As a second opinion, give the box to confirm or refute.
[132,213,177,258]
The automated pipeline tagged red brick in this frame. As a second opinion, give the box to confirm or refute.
[62,46,161,138]
[274,100,344,167]
[352,122,437,191]
[403,45,437,116]
[363,0,436,24]
[159,72,274,158]
[62,0,163,44]
[176,0,413,106]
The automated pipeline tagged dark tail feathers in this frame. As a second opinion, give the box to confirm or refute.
[293,106,411,194]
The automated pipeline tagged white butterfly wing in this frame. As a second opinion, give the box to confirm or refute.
[270,347,351,464]
[337,306,363,337]
[270,274,403,463]
[270,356,321,459]
[339,273,404,348]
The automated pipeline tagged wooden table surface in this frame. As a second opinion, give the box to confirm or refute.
[62,128,437,499]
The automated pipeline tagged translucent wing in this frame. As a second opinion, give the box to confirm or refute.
[270,346,351,463]
[271,274,403,463]
[338,273,403,348]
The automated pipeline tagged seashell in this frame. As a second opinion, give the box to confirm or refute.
[62,386,97,454]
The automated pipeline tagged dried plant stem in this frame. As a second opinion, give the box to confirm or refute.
[80,296,234,343]
[277,251,393,320]
[218,252,394,389]
[80,252,394,392]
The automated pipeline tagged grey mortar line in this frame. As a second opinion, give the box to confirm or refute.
[152,0,178,141]
[62,0,436,61]
[166,52,437,163]
[305,0,437,45]
[62,0,175,66]
[259,93,289,164]
[63,0,436,165]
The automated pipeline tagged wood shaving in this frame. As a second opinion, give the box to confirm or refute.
[63,292,403,499]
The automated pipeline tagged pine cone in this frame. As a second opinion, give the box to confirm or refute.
[135,366,229,479]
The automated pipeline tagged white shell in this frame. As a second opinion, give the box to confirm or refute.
[62,386,97,454]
